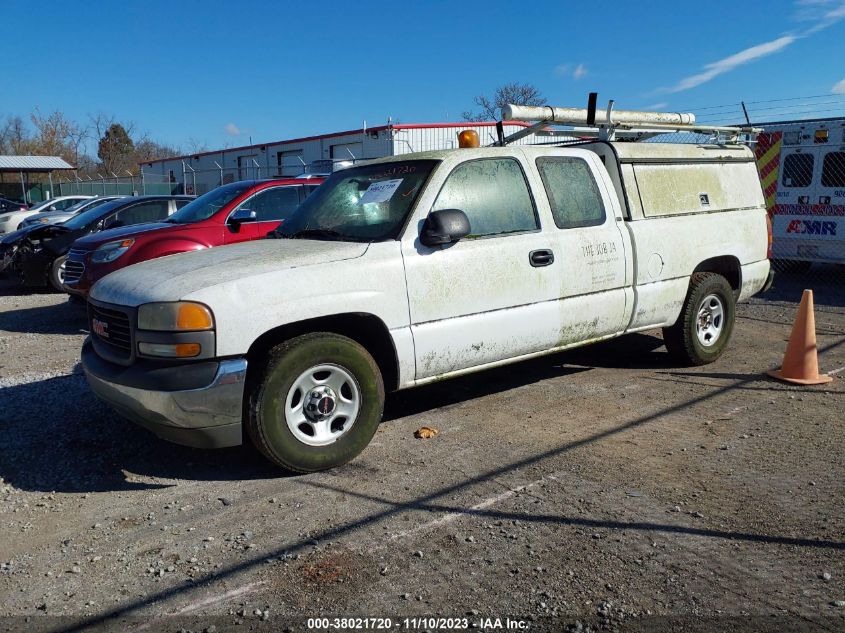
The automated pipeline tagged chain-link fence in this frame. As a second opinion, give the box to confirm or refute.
[54,172,178,197]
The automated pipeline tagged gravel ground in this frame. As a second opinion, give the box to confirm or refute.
[0,270,843,633]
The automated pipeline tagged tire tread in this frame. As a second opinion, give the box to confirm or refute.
[663,272,735,366]
[246,332,383,473]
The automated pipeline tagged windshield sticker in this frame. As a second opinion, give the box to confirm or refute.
[359,179,403,204]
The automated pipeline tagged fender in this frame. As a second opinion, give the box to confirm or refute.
[128,239,209,265]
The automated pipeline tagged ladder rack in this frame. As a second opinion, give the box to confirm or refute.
[496,101,762,145]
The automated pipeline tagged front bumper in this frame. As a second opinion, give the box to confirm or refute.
[82,340,247,448]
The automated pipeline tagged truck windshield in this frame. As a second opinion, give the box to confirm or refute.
[167,181,254,224]
[276,160,438,241]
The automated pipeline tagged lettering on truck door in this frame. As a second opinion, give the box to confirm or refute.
[401,154,565,380]
[532,152,628,345]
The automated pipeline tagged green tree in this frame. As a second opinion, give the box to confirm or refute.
[97,123,135,174]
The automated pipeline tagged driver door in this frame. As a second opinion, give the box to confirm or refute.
[400,154,564,380]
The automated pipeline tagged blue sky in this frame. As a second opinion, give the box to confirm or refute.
[2,0,844,153]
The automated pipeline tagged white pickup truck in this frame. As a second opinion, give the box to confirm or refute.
[81,124,772,472]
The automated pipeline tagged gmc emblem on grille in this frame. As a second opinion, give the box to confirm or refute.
[92,318,109,338]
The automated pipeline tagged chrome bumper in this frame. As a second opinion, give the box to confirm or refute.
[84,356,248,449]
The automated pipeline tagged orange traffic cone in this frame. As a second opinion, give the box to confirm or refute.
[767,289,833,385]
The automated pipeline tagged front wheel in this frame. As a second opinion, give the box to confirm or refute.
[49,255,68,292]
[246,333,385,473]
[663,272,736,366]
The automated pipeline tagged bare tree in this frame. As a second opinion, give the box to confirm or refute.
[185,137,208,154]
[30,109,83,163]
[134,136,180,165]
[462,82,545,122]
[0,116,32,154]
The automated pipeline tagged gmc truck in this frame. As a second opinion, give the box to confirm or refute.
[81,105,773,473]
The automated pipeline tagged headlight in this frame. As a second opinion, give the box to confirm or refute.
[91,239,135,263]
[137,302,214,331]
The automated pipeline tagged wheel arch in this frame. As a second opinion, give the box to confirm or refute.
[692,255,741,293]
[245,313,400,391]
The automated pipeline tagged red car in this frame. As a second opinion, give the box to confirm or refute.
[64,178,323,297]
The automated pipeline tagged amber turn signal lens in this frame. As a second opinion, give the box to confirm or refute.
[175,343,201,357]
[137,342,201,358]
[457,130,480,148]
[176,303,214,330]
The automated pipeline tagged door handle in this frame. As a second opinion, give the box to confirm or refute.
[529,249,554,267]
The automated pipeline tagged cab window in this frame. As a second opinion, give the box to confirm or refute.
[821,151,845,187]
[247,187,301,222]
[536,157,606,229]
[432,158,537,237]
[782,154,814,188]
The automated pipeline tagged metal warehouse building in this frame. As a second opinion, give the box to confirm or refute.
[140,121,549,195]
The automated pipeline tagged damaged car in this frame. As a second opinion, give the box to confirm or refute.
[0,195,192,290]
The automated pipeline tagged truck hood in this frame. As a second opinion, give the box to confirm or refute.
[90,238,370,306]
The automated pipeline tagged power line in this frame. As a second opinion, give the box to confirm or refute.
[696,105,845,124]
[679,93,841,114]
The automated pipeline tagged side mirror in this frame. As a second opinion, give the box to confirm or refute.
[420,209,470,247]
[228,209,257,225]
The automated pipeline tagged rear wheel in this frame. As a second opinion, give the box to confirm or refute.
[246,333,385,473]
[663,272,736,366]
[48,255,68,292]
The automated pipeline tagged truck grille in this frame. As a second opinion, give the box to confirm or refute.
[89,303,132,359]
[64,249,86,284]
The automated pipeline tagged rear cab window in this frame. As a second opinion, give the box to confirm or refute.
[432,158,538,237]
[535,157,606,229]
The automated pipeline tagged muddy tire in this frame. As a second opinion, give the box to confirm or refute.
[663,272,736,366]
[246,333,384,473]
[48,255,68,292]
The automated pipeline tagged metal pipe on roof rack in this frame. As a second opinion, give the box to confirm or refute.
[502,104,696,126]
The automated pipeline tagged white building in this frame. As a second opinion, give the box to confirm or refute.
[140,121,556,195]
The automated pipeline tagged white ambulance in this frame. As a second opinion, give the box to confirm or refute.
[755,117,845,270]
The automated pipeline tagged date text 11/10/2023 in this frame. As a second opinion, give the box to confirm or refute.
[305,616,529,629]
